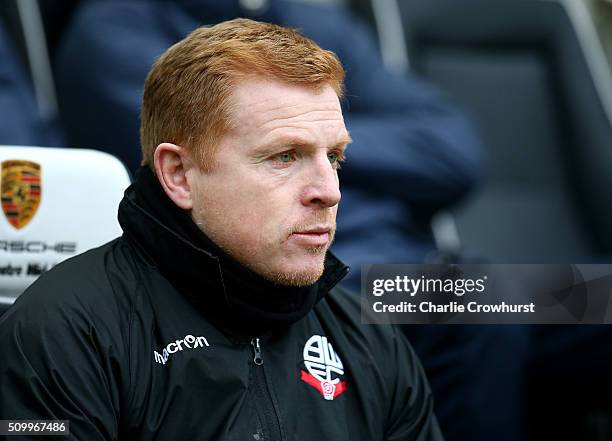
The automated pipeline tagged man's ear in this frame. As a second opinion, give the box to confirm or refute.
[154,142,195,210]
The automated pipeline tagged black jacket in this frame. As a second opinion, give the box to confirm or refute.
[0,168,443,440]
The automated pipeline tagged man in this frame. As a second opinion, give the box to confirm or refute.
[54,4,525,441]
[0,19,442,440]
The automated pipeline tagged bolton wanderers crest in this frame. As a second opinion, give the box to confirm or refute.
[300,334,347,401]
[1,160,42,229]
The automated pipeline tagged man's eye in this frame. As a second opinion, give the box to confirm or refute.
[277,152,294,163]
[328,151,344,169]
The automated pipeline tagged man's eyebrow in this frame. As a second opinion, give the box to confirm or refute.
[255,133,352,153]
[334,133,352,150]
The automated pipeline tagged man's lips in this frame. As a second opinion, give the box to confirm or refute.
[290,226,333,246]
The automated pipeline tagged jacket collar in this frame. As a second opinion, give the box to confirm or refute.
[118,167,349,335]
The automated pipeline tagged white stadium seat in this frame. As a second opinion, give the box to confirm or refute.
[0,146,130,312]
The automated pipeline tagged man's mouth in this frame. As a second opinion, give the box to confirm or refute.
[290,225,334,246]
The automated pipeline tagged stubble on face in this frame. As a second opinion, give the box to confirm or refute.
[194,208,336,287]
[269,227,336,287]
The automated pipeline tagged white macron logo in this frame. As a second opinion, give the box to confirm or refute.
[153,334,210,365]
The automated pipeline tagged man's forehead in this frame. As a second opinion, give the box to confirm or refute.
[229,77,343,124]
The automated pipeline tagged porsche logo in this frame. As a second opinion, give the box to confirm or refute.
[1,160,42,229]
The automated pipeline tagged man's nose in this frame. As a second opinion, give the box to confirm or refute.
[301,155,341,208]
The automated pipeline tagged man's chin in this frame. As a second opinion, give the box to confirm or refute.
[256,255,327,287]
[268,268,324,287]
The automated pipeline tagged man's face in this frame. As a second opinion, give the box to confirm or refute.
[186,77,350,286]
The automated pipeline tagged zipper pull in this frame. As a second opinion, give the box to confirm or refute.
[251,337,263,366]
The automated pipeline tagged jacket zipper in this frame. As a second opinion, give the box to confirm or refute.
[250,338,284,441]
